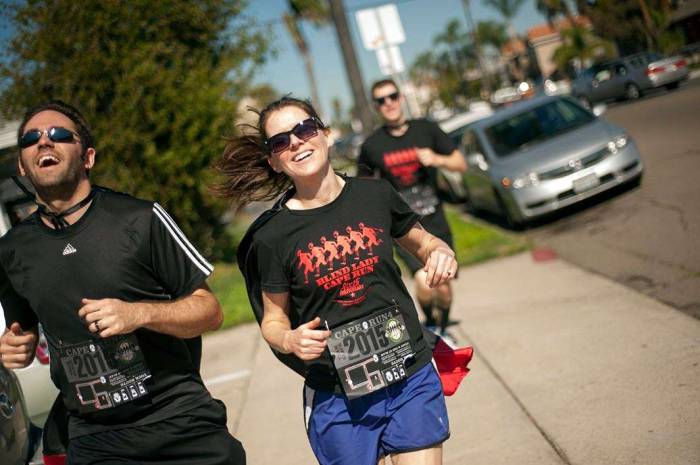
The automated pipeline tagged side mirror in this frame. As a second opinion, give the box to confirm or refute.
[592,104,607,116]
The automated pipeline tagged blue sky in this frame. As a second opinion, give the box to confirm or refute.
[0,0,551,117]
[248,0,549,118]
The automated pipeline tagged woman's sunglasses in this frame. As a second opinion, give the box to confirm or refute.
[20,126,80,149]
[266,117,323,154]
[373,91,400,106]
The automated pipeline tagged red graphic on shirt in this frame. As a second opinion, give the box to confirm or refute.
[308,242,327,277]
[296,250,315,284]
[383,147,422,186]
[296,223,385,307]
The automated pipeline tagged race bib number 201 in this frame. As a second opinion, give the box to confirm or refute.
[59,334,151,413]
[327,306,415,400]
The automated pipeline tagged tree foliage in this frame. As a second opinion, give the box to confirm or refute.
[575,0,683,54]
[0,0,270,261]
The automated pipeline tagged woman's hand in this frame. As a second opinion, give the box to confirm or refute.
[283,317,331,360]
[424,246,458,288]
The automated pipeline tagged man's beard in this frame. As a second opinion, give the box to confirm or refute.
[21,157,85,203]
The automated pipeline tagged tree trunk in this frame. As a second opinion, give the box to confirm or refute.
[328,0,374,135]
[301,49,323,119]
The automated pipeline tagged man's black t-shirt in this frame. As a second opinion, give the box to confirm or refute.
[0,188,214,438]
[357,119,456,240]
[250,177,432,391]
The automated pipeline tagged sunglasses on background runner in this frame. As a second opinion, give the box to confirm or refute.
[20,126,81,149]
[373,92,400,106]
[266,117,324,154]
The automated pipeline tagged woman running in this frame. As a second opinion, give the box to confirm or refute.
[214,97,458,465]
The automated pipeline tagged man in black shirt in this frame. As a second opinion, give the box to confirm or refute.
[358,79,467,336]
[0,101,245,464]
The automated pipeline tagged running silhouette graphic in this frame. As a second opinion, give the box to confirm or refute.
[358,222,384,256]
[296,249,315,283]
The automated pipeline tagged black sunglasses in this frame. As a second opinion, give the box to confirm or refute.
[373,91,400,106]
[20,126,80,149]
[265,117,323,154]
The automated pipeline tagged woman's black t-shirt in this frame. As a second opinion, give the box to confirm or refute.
[251,177,433,391]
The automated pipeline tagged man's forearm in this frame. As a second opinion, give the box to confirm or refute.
[136,289,223,338]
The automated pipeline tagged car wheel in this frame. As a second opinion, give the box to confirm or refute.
[665,81,680,91]
[625,83,641,100]
[494,190,524,230]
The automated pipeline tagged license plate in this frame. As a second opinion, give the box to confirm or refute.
[572,173,600,193]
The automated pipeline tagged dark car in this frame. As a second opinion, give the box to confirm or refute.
[572,52,689,107]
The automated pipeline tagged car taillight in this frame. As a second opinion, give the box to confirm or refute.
[675,59,686,67]
[646,66,665,75]
[36,338,50,365]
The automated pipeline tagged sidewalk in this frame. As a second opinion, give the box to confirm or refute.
[201,251,700,465]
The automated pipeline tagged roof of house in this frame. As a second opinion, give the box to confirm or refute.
[527,16,592,42]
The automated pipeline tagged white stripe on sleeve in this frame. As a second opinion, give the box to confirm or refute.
[152,204,213,275]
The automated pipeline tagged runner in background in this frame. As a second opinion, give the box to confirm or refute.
[214,96,458,465]
[0,100,245,464]
[358,79,467,337]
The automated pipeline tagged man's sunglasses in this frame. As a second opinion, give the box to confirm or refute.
[265,117,324,154]
[20,126,80,149]
[373,92,400,106]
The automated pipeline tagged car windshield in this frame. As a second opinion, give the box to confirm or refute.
[485,99,595,158]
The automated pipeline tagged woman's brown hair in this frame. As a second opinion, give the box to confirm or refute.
[211,96,324,207]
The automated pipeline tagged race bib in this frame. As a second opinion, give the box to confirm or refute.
[59,334,151,413]
[326,305,416,399]
[399,185,439,216]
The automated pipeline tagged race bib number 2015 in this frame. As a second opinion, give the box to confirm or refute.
[59,334,151,413]
[327,306,415,399]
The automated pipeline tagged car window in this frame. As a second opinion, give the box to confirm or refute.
[595,67,612,82]
[615,64,628,76]
[629,56,644,68]
[485,99,595,158]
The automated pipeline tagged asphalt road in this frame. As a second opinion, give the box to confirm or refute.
[520,77,700,319]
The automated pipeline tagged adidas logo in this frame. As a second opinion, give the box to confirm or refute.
[62,243,77,256]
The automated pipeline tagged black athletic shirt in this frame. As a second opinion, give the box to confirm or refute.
[251,177,432,391]
[357,119,456,239]
[0,187,214,438]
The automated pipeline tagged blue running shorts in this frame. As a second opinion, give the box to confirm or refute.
[303,362,449,465]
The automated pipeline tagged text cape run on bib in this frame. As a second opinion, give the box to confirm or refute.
[59,334,152,413]
[326,304,417,400]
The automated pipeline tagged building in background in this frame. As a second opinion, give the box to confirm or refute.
[528,16,593,79]
[0,119,34,237]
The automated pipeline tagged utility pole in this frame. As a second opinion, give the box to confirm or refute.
[461,0,492,95]
[328,0,375,134]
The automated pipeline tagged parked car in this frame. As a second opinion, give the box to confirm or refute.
[450,95,643,226]
[437,103,494,203]
[572,52,689,107]
[0,364,34,465]
[0,312,58,428]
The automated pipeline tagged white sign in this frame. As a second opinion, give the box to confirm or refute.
[376,46,405,75]
[356,4,405,51]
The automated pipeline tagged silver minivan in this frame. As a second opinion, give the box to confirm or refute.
[450,95,643,226]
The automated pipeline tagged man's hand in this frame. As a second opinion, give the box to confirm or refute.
[416,148,442,167]
[1,323,38,369]
[79,298,144,338]
[282,317,331,361]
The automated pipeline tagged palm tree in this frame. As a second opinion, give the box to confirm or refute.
[483,0,527,39]
[284,0,328,115]
[552,26,614,75]
[535,0,576,26]
[433,19,471,77]
[476,20,508,52]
